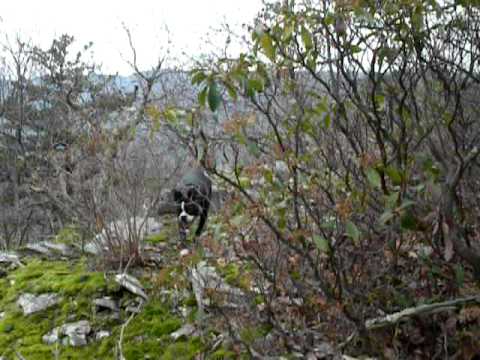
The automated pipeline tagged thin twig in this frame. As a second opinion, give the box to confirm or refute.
[117,311,136,360]
[365,295,480,330]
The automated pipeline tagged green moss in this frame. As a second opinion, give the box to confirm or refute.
[151,318,182,337]
[144,219,177,246]
[221,263,240,286]
[123,300,181,339]
[209,347,237,359]
[144,232,169,245]
[161,337,203,360]
[14,344,53,360]
[1,259,107,303]
[0,256,207,359]
[217,263,252,291]
[239,325,272,345]
[116,299,198,358]
[0,258,119,359]
[55,225,82,245]
[183,295,198,307]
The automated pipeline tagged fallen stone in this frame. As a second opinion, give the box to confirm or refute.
[21,241,74,258]
[83,242,101,255]
[94,297,120,312]
[43,327,60,345]
[0,252,21,264]
[170,323,196,341]
[124,297,144,314]
[45,242,74,257]
[95,330,111,341]
[17,293,61,315]
[190,261,244,312]
[180,248,190,257]
[43,320,91,347]
[23,243,50,255]
[95,217,163,245]
[115,273,148,300]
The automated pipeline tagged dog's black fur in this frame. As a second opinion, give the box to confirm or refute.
[173,167,212,242]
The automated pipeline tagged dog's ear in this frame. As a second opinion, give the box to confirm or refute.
[172,189,183,202]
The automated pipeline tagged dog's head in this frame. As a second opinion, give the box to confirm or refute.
[173,187,204,230]
[173,168,212,242]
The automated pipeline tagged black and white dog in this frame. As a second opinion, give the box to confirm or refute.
[173,167,212,243]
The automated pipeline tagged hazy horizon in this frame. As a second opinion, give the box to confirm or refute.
[1,0,264,75]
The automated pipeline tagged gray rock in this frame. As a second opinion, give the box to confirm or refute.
[22,241,74,258]
[23,242,50,255]
[190,261,244,312]
[42,328,60,345]
[0,252,21,264]
[115,273,148,300]
[95,330,111,341]
[124,297,144,314]
[83,242,101,255]
[170,323,196,340]
[17,293,61,315]
[95,217,163,245]
[43,320,91,347]
[43,242,74,257]
[94,297,120,312]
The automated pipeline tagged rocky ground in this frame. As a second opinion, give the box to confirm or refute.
[0,216,244,360]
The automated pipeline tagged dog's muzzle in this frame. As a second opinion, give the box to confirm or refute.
[178,202,195,223]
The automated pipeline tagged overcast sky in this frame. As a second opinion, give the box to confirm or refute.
[1,0,264,74]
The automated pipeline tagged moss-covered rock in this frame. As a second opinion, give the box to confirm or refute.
[0,257,206,359]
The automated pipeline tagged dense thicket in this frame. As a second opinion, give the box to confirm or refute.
[2,0,480,357]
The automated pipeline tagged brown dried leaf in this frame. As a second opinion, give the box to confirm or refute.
[444,316,457,337]
[459,306,480,324]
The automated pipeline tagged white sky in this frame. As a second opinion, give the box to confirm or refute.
[0,0,264,74]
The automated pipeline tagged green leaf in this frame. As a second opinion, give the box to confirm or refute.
[198,85,208,107]
[400,211,418,231]
[313,235,330,253]
[324,14,335,26]
[349,45,362,54]
[366,168,382,189]
[385,191,399,209]
[263,169,273,184]
[345,221,361,245]
[208,81,222,112]
[374,94,385,111]
[247,141,261,158]
[324,112,331,128]
[306,53,317,71]
[278,208,287,230]
[260,33,276,61]
[385,166,402,186]
[225,82,238,100]
[191,71,207,85]
[283,21,295,41]
[164,108,177,122]
[301,26,313,51]
[379,210,395,225]
[244,78,256,98]
[239,177,251,188]
[248,78,264,92]
[396,199,416,212]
